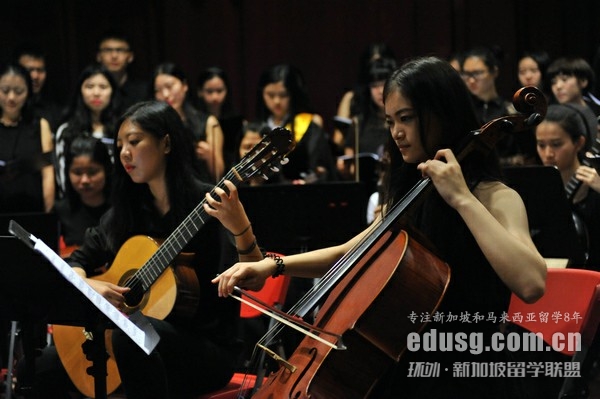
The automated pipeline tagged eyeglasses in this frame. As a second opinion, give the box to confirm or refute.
[98,47,130,54]
[25,67,46,74]
[461,70,488,81]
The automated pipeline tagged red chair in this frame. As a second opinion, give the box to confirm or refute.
[197,254,291,399]
[508,268,600,397]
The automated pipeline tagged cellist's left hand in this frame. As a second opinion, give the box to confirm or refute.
[417,149,474,209]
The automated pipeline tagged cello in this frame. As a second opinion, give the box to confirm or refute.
[245,85,547,399]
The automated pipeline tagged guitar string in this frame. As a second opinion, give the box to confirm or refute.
[123,167,242,293]
[122,140,279,297]
[252,181,427,351]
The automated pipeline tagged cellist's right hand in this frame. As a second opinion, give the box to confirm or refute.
[212,258,277,297]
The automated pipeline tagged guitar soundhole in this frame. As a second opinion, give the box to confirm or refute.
[121,272,146,311]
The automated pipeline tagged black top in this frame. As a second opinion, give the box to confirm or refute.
[53,198,110,246]
[378,185,517,398]
[573,188,600,270]
[0,118,45,213]
[282,120,337,182]
[118,78,151,114]
[67,179,240,347]
[31,93,64,133]
[344,112,388,157]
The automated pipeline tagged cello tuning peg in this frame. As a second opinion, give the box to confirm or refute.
[280,157,289,165]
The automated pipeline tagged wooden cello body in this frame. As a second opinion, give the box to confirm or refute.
[250,86,547,399]
[258,229,450,398]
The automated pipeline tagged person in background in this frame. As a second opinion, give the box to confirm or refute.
[14,43,64,132]
[517,50,551,95]
[547,57,600,120]
[236,121,275,186]
[0,63,54,213]
[54,64,119,198]
[0,62,54,380]
[512,50,552,165]
[214,56,546,399]
[462,46,525,165]
[340,56,397,194]
[334,42,397,154]
[96,30,150,113]
[535,103,600,269]
[53,136,112,257]
[448,51,464,73]
[255,63,335,183]
[592,44,600,100]
[154,62,225,182]
[196,66,244,170]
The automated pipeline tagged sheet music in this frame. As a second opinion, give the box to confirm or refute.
[31,235,159,354]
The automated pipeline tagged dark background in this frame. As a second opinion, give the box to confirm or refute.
[2,0,599,133]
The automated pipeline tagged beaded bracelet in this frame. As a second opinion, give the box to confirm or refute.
[233,223,252,237]
[268,253,286,278]
[237,239,257,255]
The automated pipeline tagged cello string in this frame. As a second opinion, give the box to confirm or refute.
[283,178,430,319]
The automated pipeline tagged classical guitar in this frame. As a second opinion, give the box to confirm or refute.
[52,127,294,398]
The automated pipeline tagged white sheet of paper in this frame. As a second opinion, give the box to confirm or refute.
[32,237,159,354]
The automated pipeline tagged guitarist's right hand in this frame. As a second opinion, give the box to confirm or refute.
[86,279,131,309]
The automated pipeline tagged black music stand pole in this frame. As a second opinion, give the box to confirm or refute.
[81,318,110,399]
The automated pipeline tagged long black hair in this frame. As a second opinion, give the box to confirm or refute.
[196,66,236,118]
[382,56,499,207]
[255,63,311,124]
[60,63,120,142]
[106,100,199,251]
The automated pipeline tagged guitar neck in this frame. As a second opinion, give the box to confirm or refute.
[132,171,242,291]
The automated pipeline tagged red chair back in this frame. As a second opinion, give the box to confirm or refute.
[240,253,290,319]
[508,268,600,355]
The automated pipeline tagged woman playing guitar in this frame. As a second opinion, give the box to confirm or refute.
[214,57,547,398]
[23,101,267,399]
[535,103,600,269]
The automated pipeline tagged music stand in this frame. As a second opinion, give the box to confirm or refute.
[502,166,587,266]
[0,235,88,399]
[239,182,367,255]
[0,212,59,252]
[337,153,380,196]
[0,213,59,398]
[1,221,159,399]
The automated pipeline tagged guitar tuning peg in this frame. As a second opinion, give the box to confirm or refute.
[261,174,269,180]
[280,157,289,165]
[270,166,280,172]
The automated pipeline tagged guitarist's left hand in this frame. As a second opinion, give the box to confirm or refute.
[204,180,252,235]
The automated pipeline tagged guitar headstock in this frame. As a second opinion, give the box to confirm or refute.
[235,127,295,182]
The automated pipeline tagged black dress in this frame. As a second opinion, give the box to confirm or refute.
[377,189,520,399]
[67,179,241,398]
[0,118,45,213]
[52,198,110,246]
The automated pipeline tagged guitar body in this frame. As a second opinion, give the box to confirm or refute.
[53,235,199,397]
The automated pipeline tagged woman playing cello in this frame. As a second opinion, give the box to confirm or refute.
[212,56,546,398]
